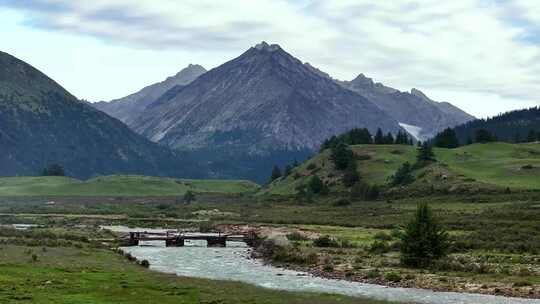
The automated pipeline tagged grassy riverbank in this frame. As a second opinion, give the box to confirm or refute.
[0,244,393,304]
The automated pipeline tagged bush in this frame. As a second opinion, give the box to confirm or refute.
[313,235,339,248]
[332,198,351,207]
[390,162,414,186]
[384,272,402,282]
[374,231,392,241]
[307,163,317,170]
[286,232,309,241]
[308,176,325,194]
[400,203,449,268]
[368,240,390,255]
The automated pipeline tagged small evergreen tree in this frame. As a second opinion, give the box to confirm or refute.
[270,165,282,182]
[330,142,354,170]
[374,128,385,144]
[475,129,497,143]
[183,190,196,204]
[308,176,324,194]
[527,129,537,142]
[434,128,459,148]
[284,164,293,177]
[390,162,414,186]
[342,162,359,187]
[400,203,449,268]
[41,164,65,176]
[417,142,435,163]
[384,132,395,144]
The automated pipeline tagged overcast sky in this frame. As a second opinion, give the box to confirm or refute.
[2,1,540,118]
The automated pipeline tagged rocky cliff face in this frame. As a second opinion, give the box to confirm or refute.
[93,64,206,125]
[131,42,401,153]
[339,75,475,140]
[0,51,202,179]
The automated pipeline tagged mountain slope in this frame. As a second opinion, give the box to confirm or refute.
[92,64,206,125]
[0,51,202,179]
[338,75,475,140]
[133,42,401,152]
[451,107,540,144]
[127,42,402,181]
[264,142,540,195]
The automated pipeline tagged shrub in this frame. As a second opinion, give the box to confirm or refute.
[332,198,351,207]
[313,235,339,248]
[368,240,390,255]
[286,232,308,241]
[307,163,317,170]
[522,164,534,170]
[400,203,449,268]
[308,176,324,194]
[374,231,392,241]
[390,162,414,186]
[366,269,380,279]
[384,272,402,282]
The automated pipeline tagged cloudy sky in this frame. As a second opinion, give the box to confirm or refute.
[1,0,540,118]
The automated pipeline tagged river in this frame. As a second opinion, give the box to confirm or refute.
[118,238,539,304]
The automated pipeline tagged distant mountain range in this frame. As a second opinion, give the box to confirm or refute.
[91,42,474,182]
[93,64,207,126]
[0,51,203,179]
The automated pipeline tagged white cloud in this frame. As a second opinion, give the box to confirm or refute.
[1,0,540,117]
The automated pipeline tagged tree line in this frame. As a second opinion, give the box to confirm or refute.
[433,106,540,147]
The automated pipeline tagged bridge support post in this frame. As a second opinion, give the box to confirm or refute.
[207,236,227,247]
[128,232,139,246]
[166,237,185,247]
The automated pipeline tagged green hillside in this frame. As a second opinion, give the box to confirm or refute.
[265,142,540,195]
[0,175,259,196]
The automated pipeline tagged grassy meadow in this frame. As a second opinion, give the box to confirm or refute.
[265,142,540,195]
[0,175,259,197]
[0,245,390,304]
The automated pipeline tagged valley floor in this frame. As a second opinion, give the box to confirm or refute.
[0,190,539,301]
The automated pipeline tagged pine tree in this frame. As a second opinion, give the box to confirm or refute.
[384,132,395,144]
[527,129,537,142]
[41,164,65,176]
[390,162,414,186]
[330,142,354,170]
[417,142,435,163]
[374,128,385,144]
[270,165,282,182]
[400,203,449,267]
[342,161,359,187]
[183,190,196,204]
[475,129,497,143]
[434,128,459,148]
[284,164,293,177]
[308,175,324,194]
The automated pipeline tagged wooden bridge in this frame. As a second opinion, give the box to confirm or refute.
[125,231,255,247]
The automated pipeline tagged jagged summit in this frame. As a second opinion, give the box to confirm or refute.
[253,41,282,52]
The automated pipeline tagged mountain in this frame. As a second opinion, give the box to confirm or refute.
[93,64,206,125]
[126,42,402,181]
[450,107,540,144]
[338,74,475,140]
[0,51,203,179]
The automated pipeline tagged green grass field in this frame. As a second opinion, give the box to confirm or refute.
[0,175,260,196]
[265,142,540,195]
[0,245,390,304]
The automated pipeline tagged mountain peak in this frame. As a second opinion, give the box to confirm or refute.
[253,41,282,52]
[351,73,375,87]
[410,88,430,101]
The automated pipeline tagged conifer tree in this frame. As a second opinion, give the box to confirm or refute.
[434,128,459,148]
[400,203,449,267]
[330,142,354,170]
[374,128,385,144]
[270,165,282,182]
[417,142,435,163]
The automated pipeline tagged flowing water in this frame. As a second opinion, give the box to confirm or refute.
[117,237,540,304]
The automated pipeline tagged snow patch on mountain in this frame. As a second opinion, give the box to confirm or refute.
[399,122,424,141]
